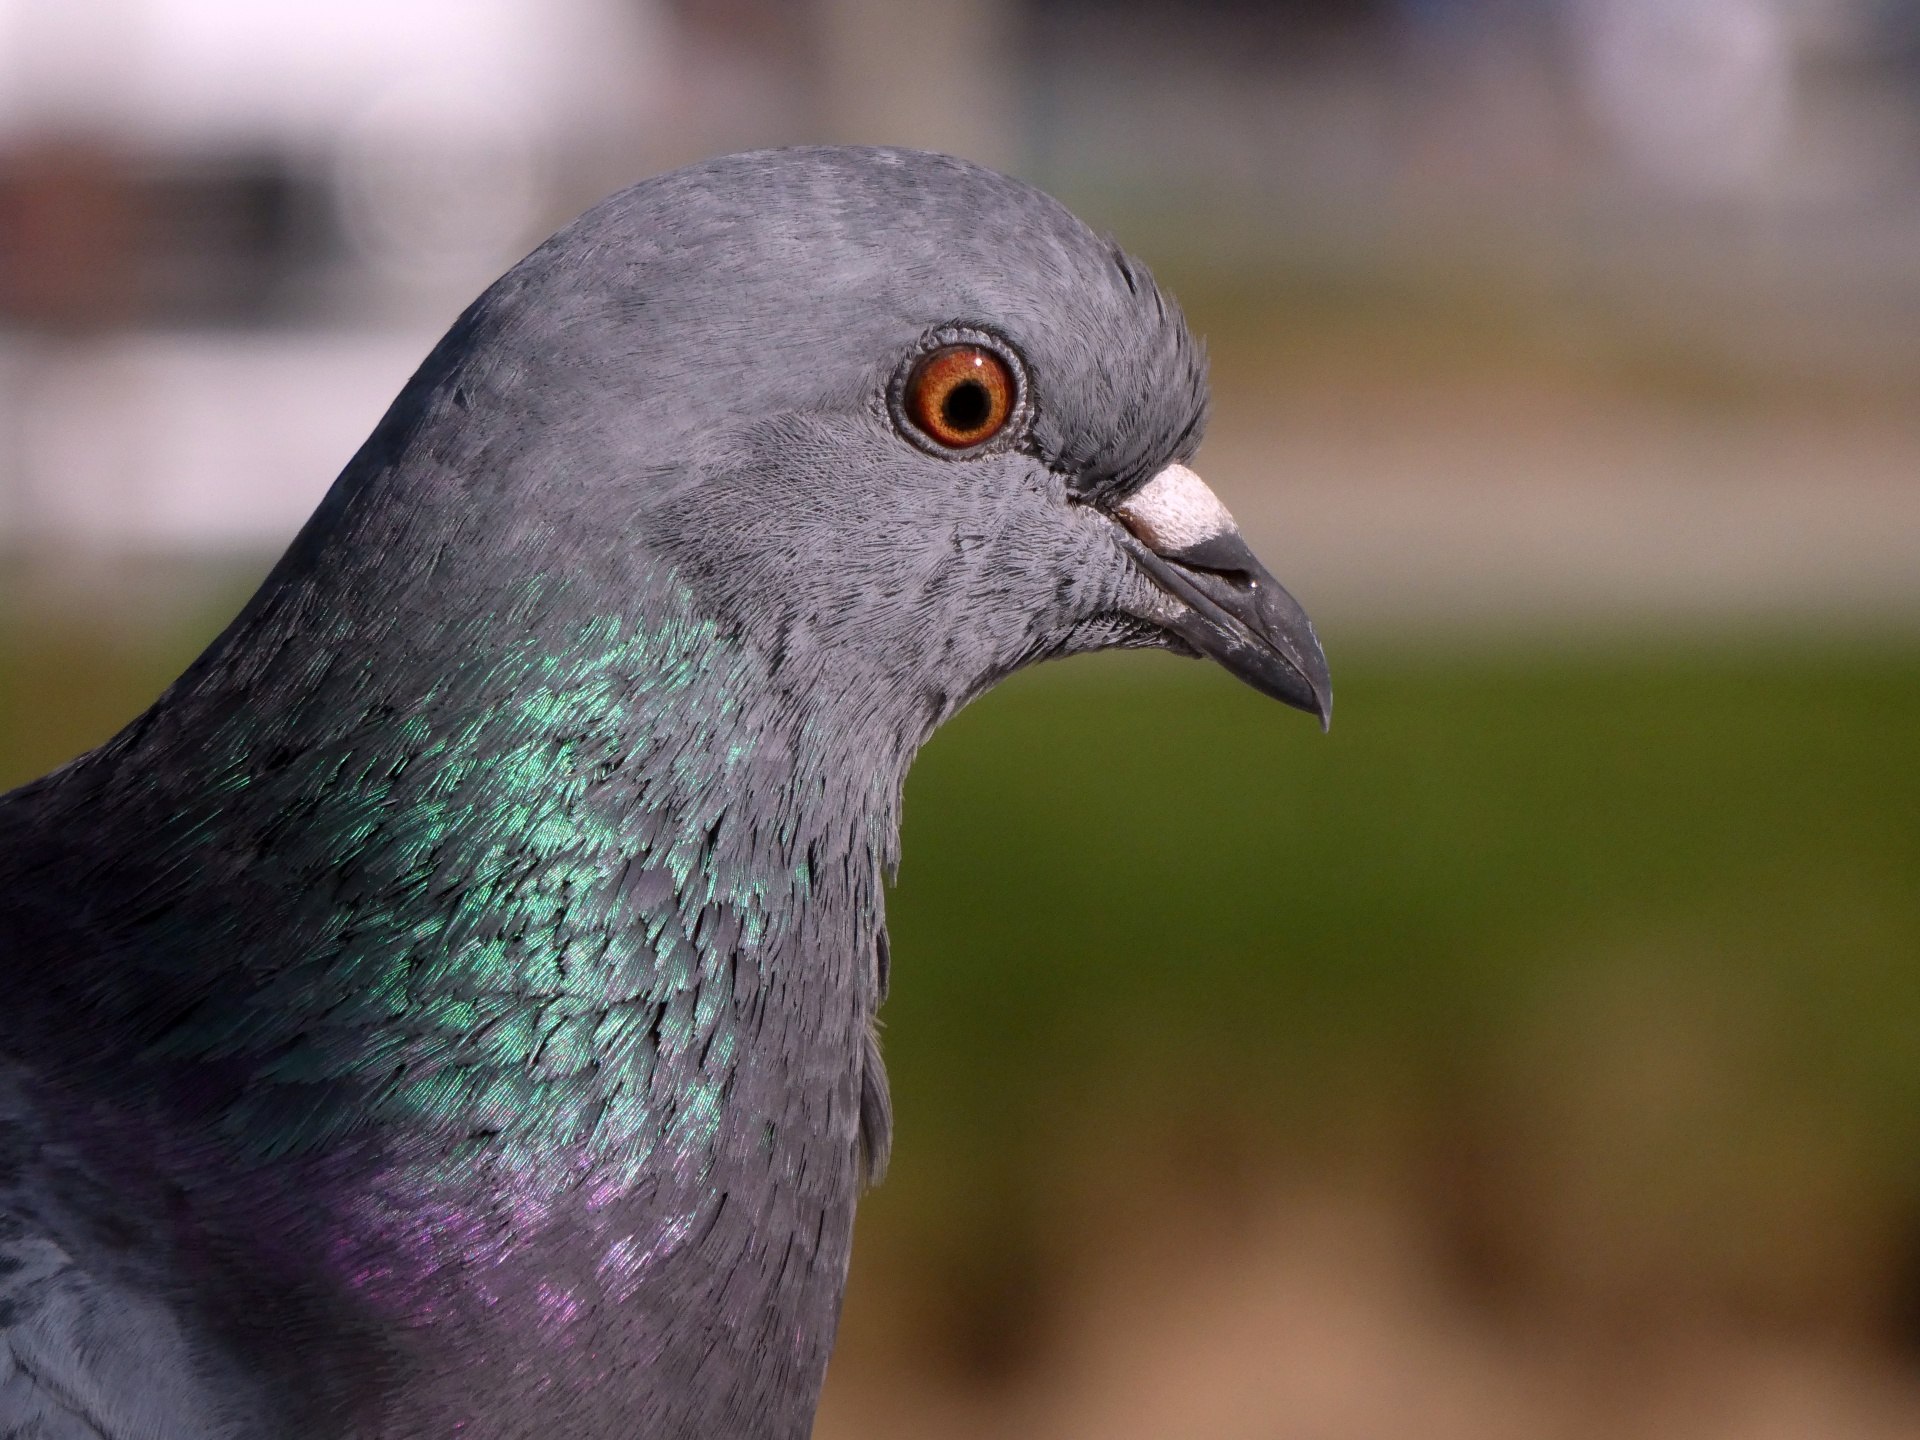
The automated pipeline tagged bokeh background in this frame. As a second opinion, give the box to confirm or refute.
[3,1,1919,1434]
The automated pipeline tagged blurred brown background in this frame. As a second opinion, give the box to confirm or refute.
[3,2,1919,1436]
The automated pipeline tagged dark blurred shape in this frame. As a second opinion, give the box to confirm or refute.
[0,140,336,330]
[0,138,140,332]
[142,154,332,323]
[1033,0,1391,33]
[936,1220,1057,1390]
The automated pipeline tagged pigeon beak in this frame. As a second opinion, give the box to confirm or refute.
[1109,463,1332,729]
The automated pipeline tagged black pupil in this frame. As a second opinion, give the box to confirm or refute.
[940,379,992,435]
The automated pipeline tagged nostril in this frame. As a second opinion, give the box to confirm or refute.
[1162,535,1260,583]
[1178,560,1256,591]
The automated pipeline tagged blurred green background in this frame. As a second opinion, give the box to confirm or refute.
[6,1,1920,1434]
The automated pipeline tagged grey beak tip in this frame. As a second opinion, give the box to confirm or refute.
[1292,658,1334,733]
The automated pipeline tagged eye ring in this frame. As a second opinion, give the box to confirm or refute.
[889,330,1030,457]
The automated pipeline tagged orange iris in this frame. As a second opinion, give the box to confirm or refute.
[904,345,1016,449]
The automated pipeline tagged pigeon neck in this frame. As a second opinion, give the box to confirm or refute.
[39,564,907,1429]
[62,563,908,1115]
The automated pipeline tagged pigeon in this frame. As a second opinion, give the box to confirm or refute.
[0,147,1329,1439]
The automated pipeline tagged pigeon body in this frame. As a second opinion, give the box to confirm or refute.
[0,149,1327,1437]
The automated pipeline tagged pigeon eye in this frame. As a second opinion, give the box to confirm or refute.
[903,345,1017,450]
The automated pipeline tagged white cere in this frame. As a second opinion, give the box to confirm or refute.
[1115,463,1239,553]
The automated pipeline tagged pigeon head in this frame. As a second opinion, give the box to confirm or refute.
[309,147,1328,754]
